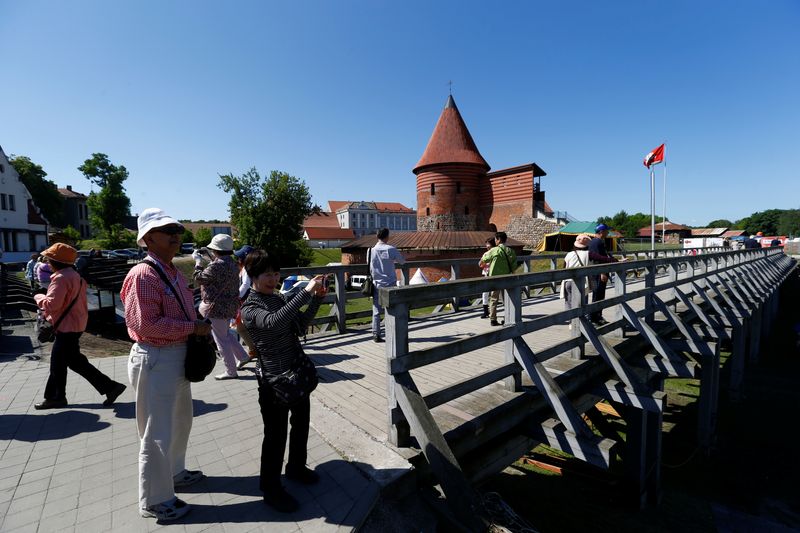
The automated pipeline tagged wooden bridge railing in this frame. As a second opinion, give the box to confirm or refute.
[281,245,732,334]
[376,246,794,526]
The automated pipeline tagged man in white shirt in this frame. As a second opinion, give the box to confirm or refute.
[369,228,404,343]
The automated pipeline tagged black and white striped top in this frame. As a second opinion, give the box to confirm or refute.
[241,289,322,376]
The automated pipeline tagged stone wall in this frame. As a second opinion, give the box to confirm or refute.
[417,214,479,232]
[505,215,560,249]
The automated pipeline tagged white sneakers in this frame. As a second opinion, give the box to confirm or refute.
[141,497,191,521]
[214,372,237,380]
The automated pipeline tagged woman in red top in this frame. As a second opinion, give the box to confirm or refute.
[33,243,126,410]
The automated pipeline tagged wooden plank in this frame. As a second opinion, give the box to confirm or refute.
[526,418,617,469]
[578,317,647,393]
[592,380,664,414]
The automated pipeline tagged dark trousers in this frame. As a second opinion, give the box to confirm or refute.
[591,275,607,321]
[44,332,115,401]
[258,384,310,492]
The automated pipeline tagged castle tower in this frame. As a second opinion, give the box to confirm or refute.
[413,95,489,231]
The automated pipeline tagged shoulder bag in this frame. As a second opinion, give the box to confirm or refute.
[142,260,217,382]
[360,247,375,296]
[263,355,319,406]
[35,280,83,343]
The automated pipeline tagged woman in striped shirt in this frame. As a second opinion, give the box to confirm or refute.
[241,250,326,513]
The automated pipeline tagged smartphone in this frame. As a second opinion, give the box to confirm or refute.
[322,275,330,290]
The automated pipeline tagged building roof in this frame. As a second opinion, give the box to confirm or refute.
[341,231,525,251]
[637,222,690,236]
[328,200,348,213]
[413,95,490,173]
[487,163,547,179]
[721,230,746,238]
[27,199,48,225]
[556,221,622,238]
[304,227,356,240]
[328,201,414,213]
[691,227,728,237]
[57,187,87,199]
[304,211,341,228]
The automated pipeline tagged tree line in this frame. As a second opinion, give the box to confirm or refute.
[598,209,800,238]
[12,153,318,266]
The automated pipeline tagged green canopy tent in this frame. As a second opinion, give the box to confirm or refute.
[537,221,622,252]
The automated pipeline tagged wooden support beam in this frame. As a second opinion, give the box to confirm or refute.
[592,379,665,414]
[617,302,698,378]
[579,317,649,391]
[392,372,486,531]
[504,287,523,391]
[386,302,410,446]
[691,281,741,328]
[526,418,617,469]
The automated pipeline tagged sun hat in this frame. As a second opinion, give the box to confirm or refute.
[574,234,592,249]
[234,244,254,261]
[41,243,78,265]
[595,223,609,232]
[136,208,183,246]
[207,234,234,252]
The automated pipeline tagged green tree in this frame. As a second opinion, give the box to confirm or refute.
[739,209,783,235]
[61,225,81,246]
[706,219,733,228]
[79,153,132,236]
[182,228,195,245]
[777,209,800,237]
[598,211,663,239]
[218,168,314,266]
[8,155,64,226]
[194,227,212,248]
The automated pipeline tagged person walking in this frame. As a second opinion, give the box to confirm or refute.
[480,231,517,326]
[587,224,622,325]
[369,227,404,343]
[241,250,326,513]
[234,245,258,369]
[479,238,494,319]
[121,208,212,522]
[33,243,126,410]
[560,234,592,315]
[25,253,37,290]
[193,234,251,380]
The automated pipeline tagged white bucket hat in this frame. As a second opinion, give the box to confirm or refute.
[207,234,234,252]
[136,208,183,246]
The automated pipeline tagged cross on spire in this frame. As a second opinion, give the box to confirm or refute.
[447,80,452,95]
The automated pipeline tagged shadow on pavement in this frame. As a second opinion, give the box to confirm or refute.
[109,398,229,420]
[1,410,111,441]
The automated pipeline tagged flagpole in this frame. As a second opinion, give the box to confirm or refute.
[650,167,655,253]
[662,155,667,244]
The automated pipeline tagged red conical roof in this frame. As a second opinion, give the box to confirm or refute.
[414,95,490,173]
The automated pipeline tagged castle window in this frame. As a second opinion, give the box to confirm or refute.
[426,207,430,216]
[0,194,6,210]
[430,183,435,196]
[456,182,461,194]
[464,206,469,215]
[8,195,15,211]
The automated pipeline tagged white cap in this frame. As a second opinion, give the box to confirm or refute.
[136,208,183,246]
[207,234,234,252]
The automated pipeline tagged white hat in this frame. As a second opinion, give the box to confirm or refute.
[207,234,234,252]
[136,208,183,246]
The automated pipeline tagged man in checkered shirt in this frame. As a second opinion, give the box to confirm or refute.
[121,208,213,522]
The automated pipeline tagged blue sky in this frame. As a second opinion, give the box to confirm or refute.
[1,1,798,227]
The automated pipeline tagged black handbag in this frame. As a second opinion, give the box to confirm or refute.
[263,355,318,406]
[142,260,217,382]
[361,247,375,296]
[35,280,83,343]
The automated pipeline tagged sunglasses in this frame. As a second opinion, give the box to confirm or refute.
[153,225,184,236]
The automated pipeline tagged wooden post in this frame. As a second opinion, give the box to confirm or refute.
[385,297,410,446]
[612,267,628,338]
[450,264,460,312]
[645,262,656,326]
[621,402,662,508]
[568,277,585,360]
[504,286,522,390]
[400,265,410,286]
[550,257,558,295]
[334,270,347,333]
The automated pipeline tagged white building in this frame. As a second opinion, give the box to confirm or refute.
[329,201,416,239]
[0,146,49,263]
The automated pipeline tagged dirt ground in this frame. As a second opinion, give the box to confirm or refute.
[79,330,134,358]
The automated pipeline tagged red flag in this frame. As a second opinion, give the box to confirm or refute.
[643,143,665,168]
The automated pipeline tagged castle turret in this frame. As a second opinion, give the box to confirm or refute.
[413,95,489,231]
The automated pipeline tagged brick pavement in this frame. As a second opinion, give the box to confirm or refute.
[0,317,378,532]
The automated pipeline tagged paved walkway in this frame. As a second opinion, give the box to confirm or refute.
[0,313,378,533]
